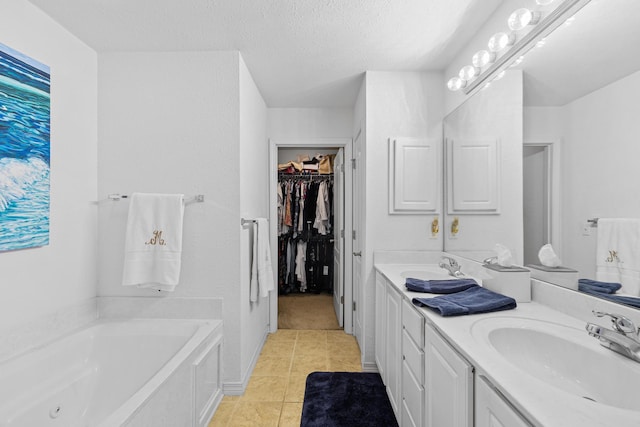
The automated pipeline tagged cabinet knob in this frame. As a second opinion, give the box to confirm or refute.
[402,355,406,360]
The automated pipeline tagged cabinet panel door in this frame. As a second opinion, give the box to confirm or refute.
[385,286,402,419]
[402,360,424,427]
[375,273,387,382]
[389,137,440,214]
[425,323,473,427]
[476,376,531,427]
[447,138,500,213]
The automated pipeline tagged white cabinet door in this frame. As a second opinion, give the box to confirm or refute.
[385,285,402,419]
[476,376,531,427]
[425,322,473,427]
[389,137,440,214]
[375,273,387,382]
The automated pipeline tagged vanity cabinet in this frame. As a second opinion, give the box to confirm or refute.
[375,273,387,383]
[425,322,473,427]
[385,284,402,418]
[401,300,425,427]
[375,272,473,427]
[375,272,402,418]
[475,375,531,427]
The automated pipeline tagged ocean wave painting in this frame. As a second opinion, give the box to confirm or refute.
[0,43,50,251]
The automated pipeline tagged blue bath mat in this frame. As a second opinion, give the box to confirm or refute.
[301,372,398,427]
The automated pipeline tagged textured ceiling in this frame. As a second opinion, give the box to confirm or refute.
[26,0,501,107]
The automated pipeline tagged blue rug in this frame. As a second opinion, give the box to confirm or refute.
[301,372,398,427]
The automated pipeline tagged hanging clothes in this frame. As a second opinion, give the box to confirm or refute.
[276,170,335,294]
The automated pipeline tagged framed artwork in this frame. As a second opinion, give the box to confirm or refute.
[0,43,50,251]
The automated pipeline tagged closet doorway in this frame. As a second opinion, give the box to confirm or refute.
[523,143,553,265]
[269,138,353,334]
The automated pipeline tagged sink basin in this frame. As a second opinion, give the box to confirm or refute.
[471,317,640,411]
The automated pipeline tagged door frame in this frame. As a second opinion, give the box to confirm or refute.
[268,138,354,334]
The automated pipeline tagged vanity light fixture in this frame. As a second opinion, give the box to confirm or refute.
[447,76,467,91]
[459,65,480,80]
[508,8,541,31]
[472,50,496,68]
[488,32,516,52]
[445,0,591,93]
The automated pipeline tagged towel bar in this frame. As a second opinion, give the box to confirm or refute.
[108,194,204,204]
[241,218,269,226]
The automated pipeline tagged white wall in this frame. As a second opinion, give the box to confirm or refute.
[362,71,444,365]
[98,50,267,390]
[0,0,98,329]
[559,70,640,277]
[238,54,269,382]
[267,107,353,139]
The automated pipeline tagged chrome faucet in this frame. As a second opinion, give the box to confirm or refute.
[586,310,640,363]
[439,256,464,278]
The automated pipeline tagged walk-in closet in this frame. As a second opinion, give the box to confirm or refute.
[275,146,345,330]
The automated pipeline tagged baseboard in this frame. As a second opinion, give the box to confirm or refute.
[222,325,269,395]
[361,361,379,373]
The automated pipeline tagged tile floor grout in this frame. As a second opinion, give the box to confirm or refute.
[208,329,362,427]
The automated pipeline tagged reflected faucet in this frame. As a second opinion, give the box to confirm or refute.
[586,310,640,363]
[439,256,464,278]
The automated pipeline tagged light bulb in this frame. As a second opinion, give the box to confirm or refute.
[508,8,540,31]
[447,77,466,91]
[535,0,555,5]
[488,32,515,52]
[472,50,496,68]
[459,65,480,81]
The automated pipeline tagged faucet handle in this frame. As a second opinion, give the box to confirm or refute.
[592,310,637,335]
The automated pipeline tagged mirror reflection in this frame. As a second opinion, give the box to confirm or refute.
[445,0,640,309]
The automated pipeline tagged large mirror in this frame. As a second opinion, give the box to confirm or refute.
[445,0,640,308]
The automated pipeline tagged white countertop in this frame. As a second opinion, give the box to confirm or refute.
[375,263,640,427]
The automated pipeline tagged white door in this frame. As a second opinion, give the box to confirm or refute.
[352,129,363,345]
[333,148,345,327]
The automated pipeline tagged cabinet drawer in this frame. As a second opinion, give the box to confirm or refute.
[402,360,424,427]
[402,329,424,383]
[402,299,424,347]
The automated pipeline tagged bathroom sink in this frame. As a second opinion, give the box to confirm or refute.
[471,317,640,411]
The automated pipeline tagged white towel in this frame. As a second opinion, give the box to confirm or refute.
[122,193,185,291]
[250,222,259,302]
[256,218,275,298]
[596,218,640,296]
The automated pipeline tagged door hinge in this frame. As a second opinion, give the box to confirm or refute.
[340,229,344,238]
[341,296,344,304]
[352,230,356,240]
[351,158,356,169]
[353,301,357,311]
[340,164,345,173]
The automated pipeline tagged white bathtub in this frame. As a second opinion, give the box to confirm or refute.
[0,318,223,427]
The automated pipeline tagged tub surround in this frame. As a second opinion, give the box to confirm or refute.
[375,254,640,427]
[0,299,97,363]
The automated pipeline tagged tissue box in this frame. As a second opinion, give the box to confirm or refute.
[482,264,531,302]
[527,264,579,290]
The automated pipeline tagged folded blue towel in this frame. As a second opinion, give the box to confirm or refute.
[578,278,622,294]
[412,286,517,316]
[405,277,478,294]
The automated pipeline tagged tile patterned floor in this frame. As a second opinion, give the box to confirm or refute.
[209,329,362,427]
